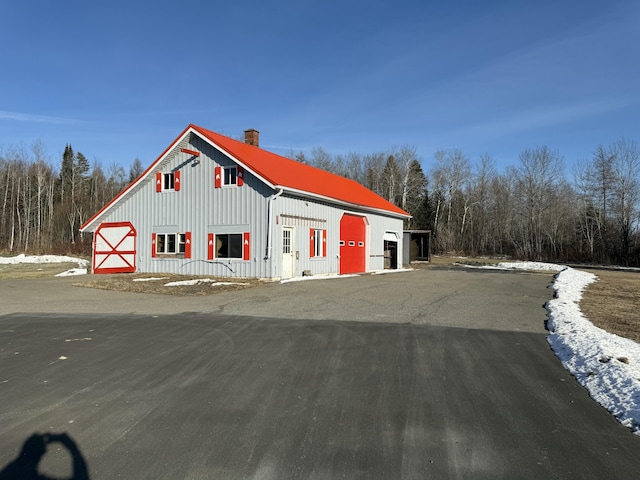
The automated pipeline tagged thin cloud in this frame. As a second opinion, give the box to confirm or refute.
[455,98,633,140]
[0,110,76,125]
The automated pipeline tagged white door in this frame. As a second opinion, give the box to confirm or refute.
[282,226,295,279]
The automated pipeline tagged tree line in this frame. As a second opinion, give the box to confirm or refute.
[0,141,142,255]
[296,139,640,266]
[1,138,639,266]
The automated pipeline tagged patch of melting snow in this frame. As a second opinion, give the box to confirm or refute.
[0,253,88,266]
[55,268,88,277]
[133,277,169,282]
[468,261,566,272]
[372,268,414,275]
[164,279,247,287]
[280,274,359,284]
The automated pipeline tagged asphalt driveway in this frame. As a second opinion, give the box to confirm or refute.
[1,268,640,479]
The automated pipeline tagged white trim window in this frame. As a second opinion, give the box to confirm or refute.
[163,172,175,190]
[156,233,185,254]
[214,165,244,188]
[223,166,237,186]
[208,232,251,261]
[216,233,243,258]
[153,231,191,258]
[155,171,181,192]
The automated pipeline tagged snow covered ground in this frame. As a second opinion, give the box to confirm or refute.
[2,254,640,434]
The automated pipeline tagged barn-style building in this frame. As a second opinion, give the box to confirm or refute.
[79,125,410,279]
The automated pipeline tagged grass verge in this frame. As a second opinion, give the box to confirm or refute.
[76,273,264,296]
[580,269,640,343]
[0,262,81,279]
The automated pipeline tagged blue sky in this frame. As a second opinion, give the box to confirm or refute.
[1,0,638,175]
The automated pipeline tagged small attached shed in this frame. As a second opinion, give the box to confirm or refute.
[80,125,411,279]
[403,230,432,265]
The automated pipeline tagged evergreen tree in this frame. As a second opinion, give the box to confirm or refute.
[59,144,75,202]
[128,157,144,183]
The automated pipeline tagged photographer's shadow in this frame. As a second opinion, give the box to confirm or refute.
[0,432,89,480]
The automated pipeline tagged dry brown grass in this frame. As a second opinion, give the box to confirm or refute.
[0,261,264,296]
[76,273,265,296]
[0,262,81,279]
[580,269,640,342]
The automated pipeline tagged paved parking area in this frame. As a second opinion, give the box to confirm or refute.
[2,269,640,479]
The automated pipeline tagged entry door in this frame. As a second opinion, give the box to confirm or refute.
[282,227,295,279]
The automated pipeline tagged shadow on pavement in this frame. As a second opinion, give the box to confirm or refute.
[0,432,89,480]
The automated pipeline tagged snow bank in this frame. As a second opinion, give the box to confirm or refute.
[547,267,640,434]
[496,261,565,272]
[0,253,88,266]
[474,261,566,272]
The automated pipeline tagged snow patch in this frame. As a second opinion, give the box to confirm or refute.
[471,261,566,272]
[164,279,247,287]
[547,267,640,434]
[0,253,88,266]
[372,268,414,275]
[55,268,88,277]
[280,274,359,284]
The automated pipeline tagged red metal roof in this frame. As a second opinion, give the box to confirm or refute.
[81,125,409,232]
[191,125,410,217]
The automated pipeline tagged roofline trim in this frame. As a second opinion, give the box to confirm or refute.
[80,125,195,232]
[277,185,412,219]
[190,129,278,190]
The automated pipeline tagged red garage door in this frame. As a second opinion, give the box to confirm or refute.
[340,214,366,274]
[93,222,137,274]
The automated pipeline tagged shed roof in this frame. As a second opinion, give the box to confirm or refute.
[80,124,410,232]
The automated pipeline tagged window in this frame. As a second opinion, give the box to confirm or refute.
[216,233,243,258]
[155,171,181,192]
[310,228,326,258]
[208,232,251,260]
[156,233,184,254]
[164,173,175,190]
[214,165,244,188]
[223,166,237,186]
[283,229,292,254]
[153,232,191,258]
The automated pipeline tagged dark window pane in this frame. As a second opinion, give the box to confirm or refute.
[224,167,237,185]
[217,235,228,258]
[229,234,243,258]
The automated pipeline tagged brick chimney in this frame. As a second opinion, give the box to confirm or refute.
[244,129,259,147]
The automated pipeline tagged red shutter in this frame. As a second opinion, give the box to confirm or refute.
[243,232,251,260]
[237,166,244,187]
[184,231,191,258]
[214,166,222,188]
[207,233,214,260]
[151,233,157,258]
[155,173,162,192]
[309,228,315,258]
[322,229,327,257]
[174,170,181,191]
